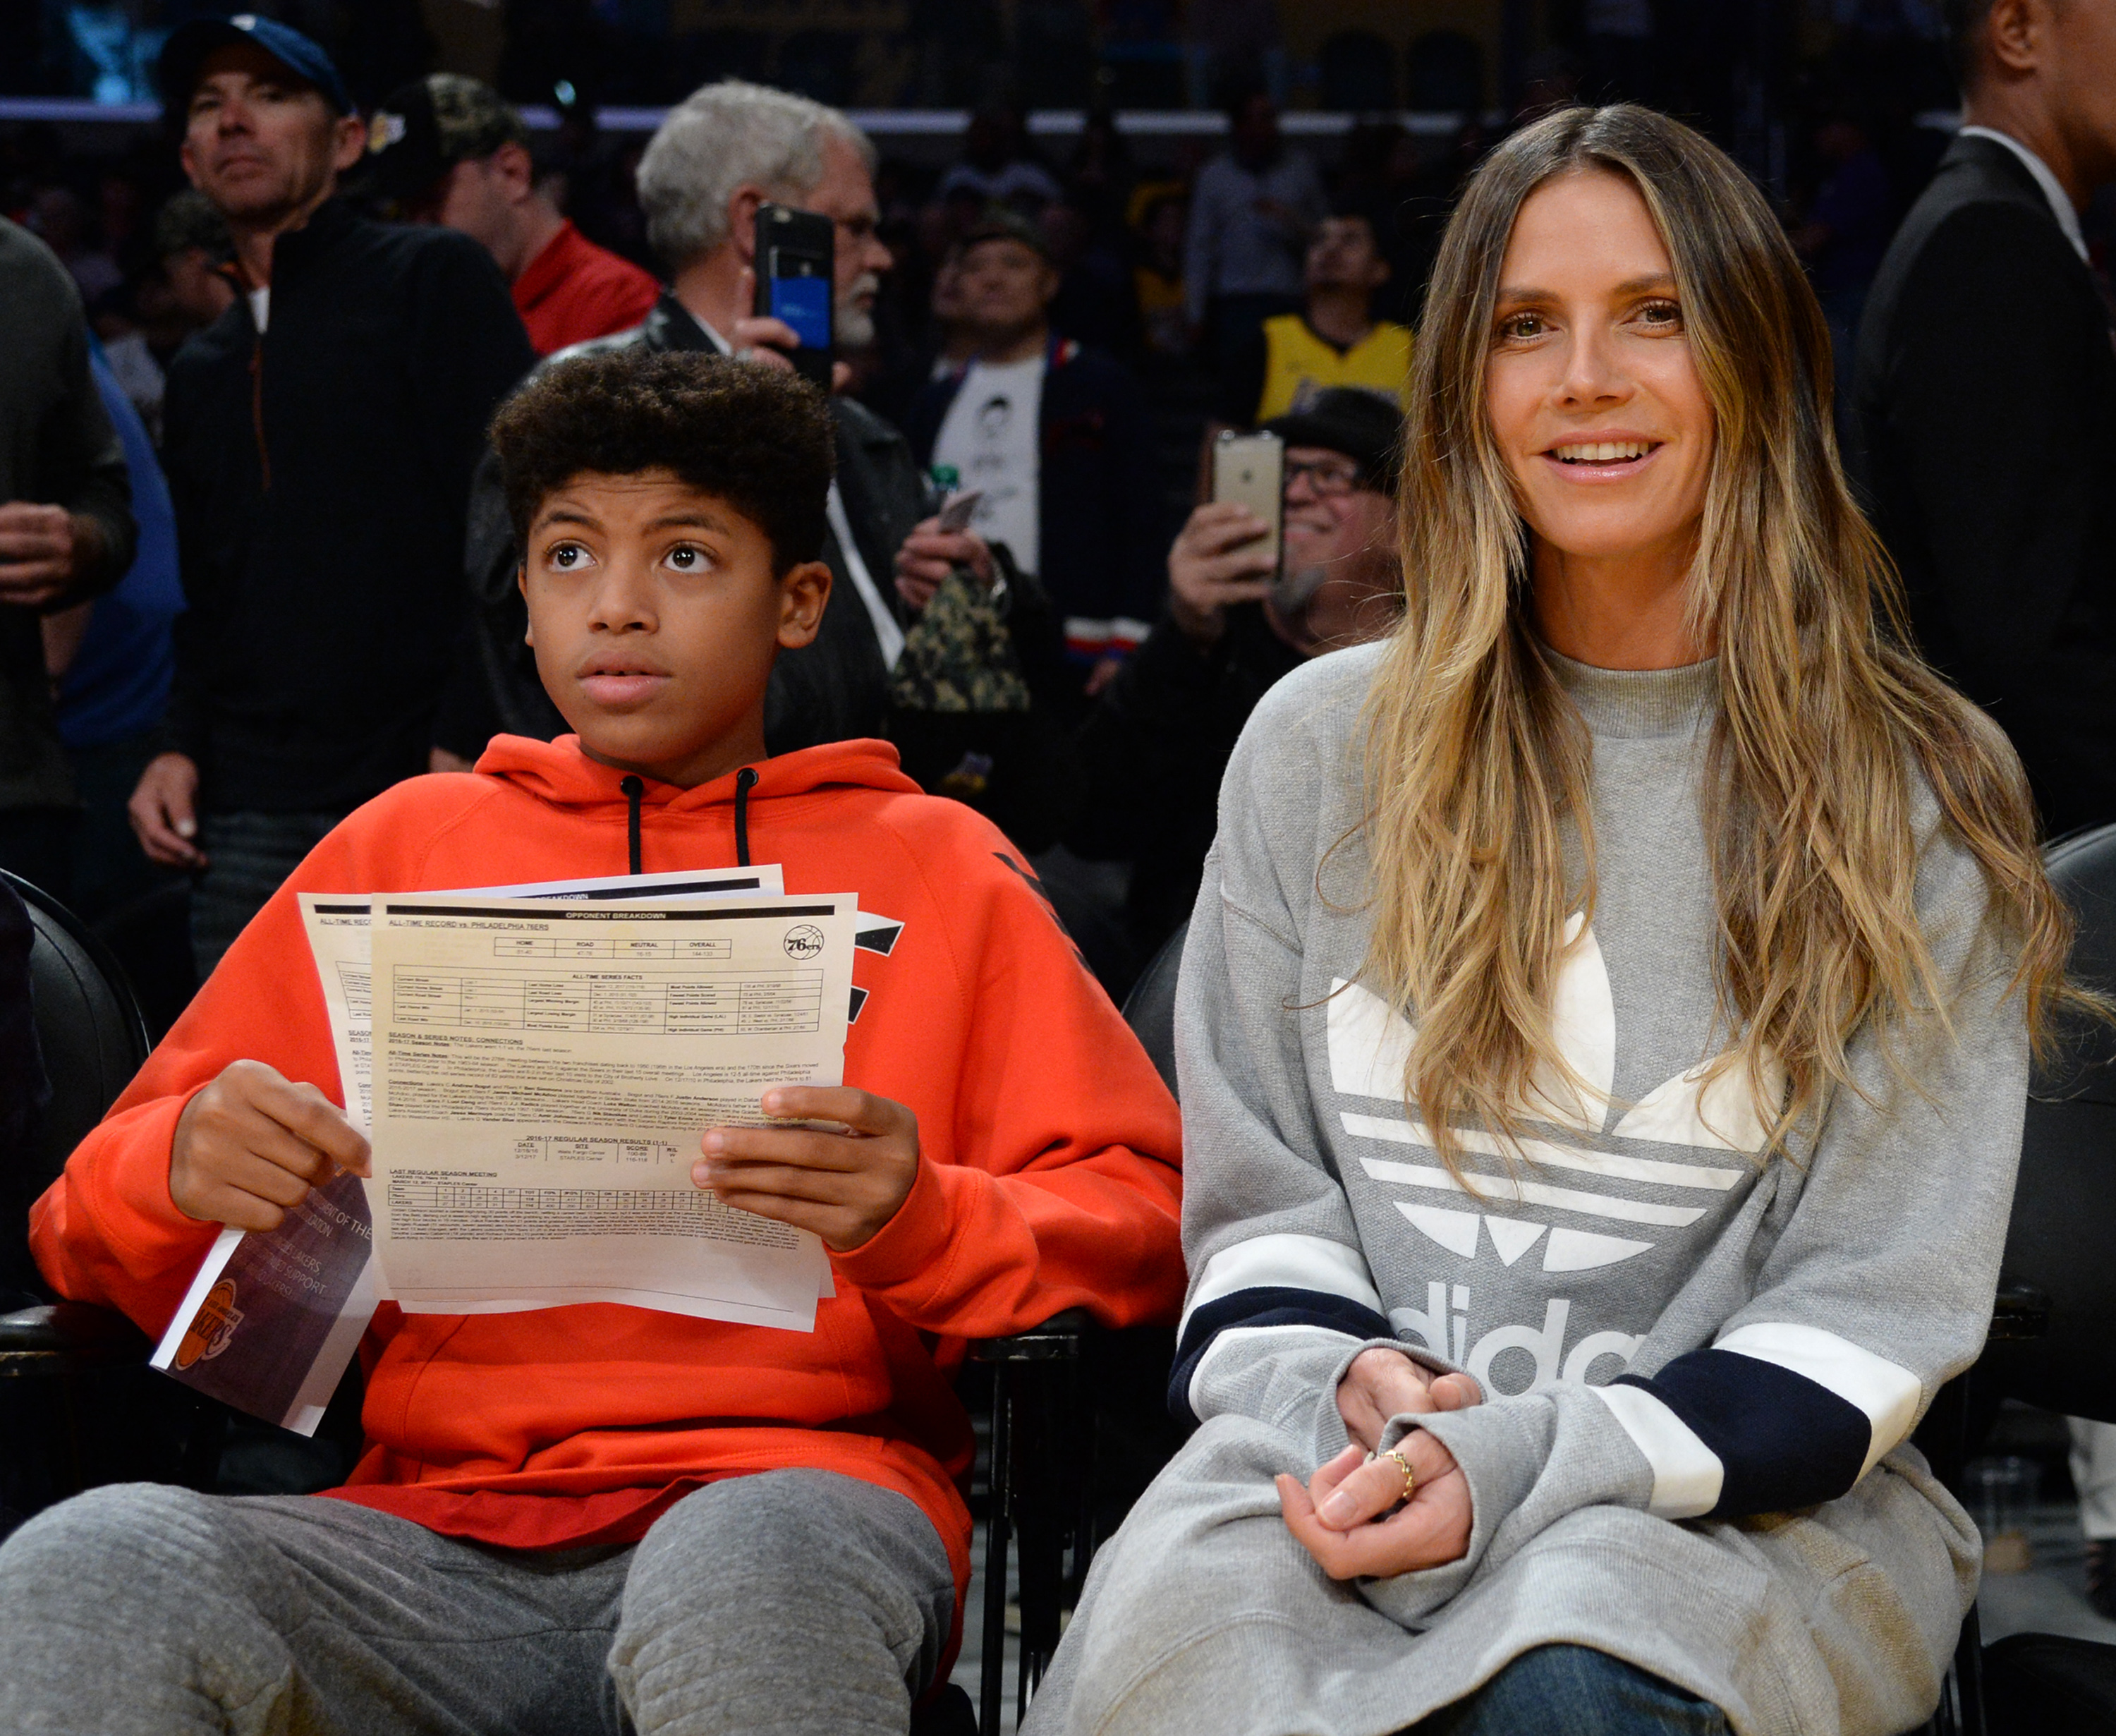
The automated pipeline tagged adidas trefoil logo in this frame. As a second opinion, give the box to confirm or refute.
[1327,915,1783,1273]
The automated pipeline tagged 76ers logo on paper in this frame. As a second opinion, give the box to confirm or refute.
[173,1278,245,1370]
[783,924,825,961]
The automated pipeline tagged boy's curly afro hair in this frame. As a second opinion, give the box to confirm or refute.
[490,348,836,573]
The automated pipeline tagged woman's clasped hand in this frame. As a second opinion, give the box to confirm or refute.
[1277,1347,1482,1579]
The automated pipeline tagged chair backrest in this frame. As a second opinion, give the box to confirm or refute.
[1121,921,1185,1098]
[3,870,151,1196]
[1981,823,2116,1419]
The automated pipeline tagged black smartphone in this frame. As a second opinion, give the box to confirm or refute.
[753,202,834,390]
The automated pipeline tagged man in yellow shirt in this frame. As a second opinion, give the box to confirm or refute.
[1201,209,1411,481]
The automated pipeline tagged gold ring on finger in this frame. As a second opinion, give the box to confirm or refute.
[1382,1447,1416,1505]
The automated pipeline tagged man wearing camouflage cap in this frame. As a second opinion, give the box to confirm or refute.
[368,74,659,355]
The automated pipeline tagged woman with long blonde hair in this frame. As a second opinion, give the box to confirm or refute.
[1025,104,2069,1736]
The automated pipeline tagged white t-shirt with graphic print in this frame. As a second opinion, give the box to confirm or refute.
[931,353,1045,577]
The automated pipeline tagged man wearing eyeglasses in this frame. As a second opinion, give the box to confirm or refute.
[448,80,972,767]
[1070,387,1405,960]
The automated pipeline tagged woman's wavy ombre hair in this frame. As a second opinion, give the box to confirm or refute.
[1353,103,2079,1178]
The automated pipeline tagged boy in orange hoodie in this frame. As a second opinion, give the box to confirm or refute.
[1,353,1185,1735]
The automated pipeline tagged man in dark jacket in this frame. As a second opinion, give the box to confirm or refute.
[0,217,135,895]
[451,80,961,761]
[901,210,1165,698]
[1847,0,2116,837]
[126,17,535,973]
[1070,388,1403,957]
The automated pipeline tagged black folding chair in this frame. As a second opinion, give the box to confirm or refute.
[0,870,166,1509]
[1916,822,2116,1735]
[968,921,1186,1732]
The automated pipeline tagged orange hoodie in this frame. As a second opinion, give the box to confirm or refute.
[31,736,1184,1605]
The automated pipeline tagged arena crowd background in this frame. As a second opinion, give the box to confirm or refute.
[8,2,2116,1721]
[12,0,2113,555]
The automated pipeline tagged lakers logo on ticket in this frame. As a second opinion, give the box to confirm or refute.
[173,1277,245,1370]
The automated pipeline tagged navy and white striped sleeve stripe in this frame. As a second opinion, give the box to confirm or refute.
[1588,1323,1925,1519]
[1170,1232,1392,1424]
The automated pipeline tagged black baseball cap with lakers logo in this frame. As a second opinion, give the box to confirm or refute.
[365,74,531,205]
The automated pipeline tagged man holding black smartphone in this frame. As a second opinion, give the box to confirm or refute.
[451,80,988,763]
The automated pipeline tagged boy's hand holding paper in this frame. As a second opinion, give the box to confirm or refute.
[699,1086,920,1252]
[171,1059,371,1232]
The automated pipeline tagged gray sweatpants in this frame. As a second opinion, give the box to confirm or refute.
[0,1468,954,1736]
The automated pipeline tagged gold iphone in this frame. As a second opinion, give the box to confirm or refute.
[1212,429,1284,574]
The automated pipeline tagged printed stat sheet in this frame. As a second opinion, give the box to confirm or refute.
[368,891,856,1329]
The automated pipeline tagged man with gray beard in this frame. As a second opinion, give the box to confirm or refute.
[1069,387,1404,959]
[446,80,983,762]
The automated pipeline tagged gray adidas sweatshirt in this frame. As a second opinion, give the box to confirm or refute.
[1033,641,2026,1736]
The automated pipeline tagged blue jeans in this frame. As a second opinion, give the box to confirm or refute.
[1410,1644,1732,1735]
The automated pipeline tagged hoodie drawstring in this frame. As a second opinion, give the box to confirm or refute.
[621,775,644,875]
[734,767,758,868]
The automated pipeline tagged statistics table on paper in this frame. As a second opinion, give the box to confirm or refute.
[385,955,822,1035]
[368,891,858,1328]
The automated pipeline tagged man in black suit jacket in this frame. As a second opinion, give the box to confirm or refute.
[1848,0,2116,837]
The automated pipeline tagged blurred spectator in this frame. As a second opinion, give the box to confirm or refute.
[1184,90,1326,377]
[26,185,120,303]
[367,73,660,355]
[534,87,650,269]
[1071,388,1402,956]
[1129,183,1192,359]
[935,104,1062,214]
[928,245,979,378]
[1042,200,1141,356]
[1849,0,2116,838]
[901,210,1165,696]
[456,80,953,763]
[1210,207,1411,439]
[1064,108,1137,247]
[1184,0,1289,110]
[0,215,135,898]
[104,191,240,450]
[87,298,166,450]
[126,17,533,976]
[95,166,144,262]
[138,189,237,368]
[852,234,978,429]
[1384,116,1498,326]
[1792,109,1896,414]
[42,346,184,929]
